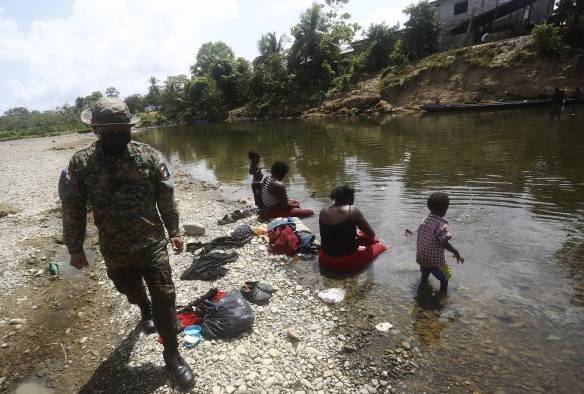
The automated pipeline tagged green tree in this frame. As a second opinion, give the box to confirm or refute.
[159,75,190,121]
[191,42,235,77]
[288,3,337,91]
[288,1,358,93]
[250,32,290,106]
[186,77,222,120]
[190,42,251,108]
[258,32,286,57]
[362,23,399,71]
[74,91,103,111]
[124,94,145,113]
[105,87,120,98]
[146,76,161,106]
[403,1,440,60]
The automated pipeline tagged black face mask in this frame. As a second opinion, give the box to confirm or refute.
[100,130,131,155]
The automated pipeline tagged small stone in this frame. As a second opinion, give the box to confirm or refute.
[8,318,25,325]
[286,328,300,342]
[268,348,280,358]
[183,222,206,236]
[300,379,312,389]
[211,386,221,394]
[401,341,411,350]
[1,343,8,349]
[77,336,88,344]
[264,376,276,388]
[225,385,236,394]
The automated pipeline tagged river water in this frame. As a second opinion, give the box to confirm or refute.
[136,108,584,393]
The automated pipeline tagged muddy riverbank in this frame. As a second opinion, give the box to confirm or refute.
[0,133,416,393]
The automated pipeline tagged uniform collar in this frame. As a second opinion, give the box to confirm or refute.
[95,140,139,161]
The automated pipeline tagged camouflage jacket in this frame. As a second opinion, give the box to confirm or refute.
[59,141,180,256]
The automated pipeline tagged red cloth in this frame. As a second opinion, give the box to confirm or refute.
[267,207,314,219]
[319,232,388,273]
[268,225,300,255]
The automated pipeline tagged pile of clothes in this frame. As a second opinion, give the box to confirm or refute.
[267,217,319,256]
[161,288,255,341]
[182,224,254,280]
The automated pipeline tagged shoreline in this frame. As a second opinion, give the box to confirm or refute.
[0,133,412,393]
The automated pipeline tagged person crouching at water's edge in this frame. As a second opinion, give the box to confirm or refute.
[319,185,388,273]
[261,160,314,218]
[58,97,194,390]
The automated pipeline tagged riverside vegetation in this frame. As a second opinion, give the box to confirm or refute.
[1,0,583,139]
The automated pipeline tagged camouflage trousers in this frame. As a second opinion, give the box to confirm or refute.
[103,240,177,338]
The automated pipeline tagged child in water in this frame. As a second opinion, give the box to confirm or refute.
[416,192,464,293]
[248,150,264,208]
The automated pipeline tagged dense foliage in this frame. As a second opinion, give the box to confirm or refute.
[532,23,564,55]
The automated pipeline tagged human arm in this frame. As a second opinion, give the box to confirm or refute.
[58,157,88,269]
[352,207,375,240]
[436,223,464,263]
[443,241,464,264]
[151,150,183,253]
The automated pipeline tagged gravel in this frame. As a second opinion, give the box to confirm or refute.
[0,133,409,393]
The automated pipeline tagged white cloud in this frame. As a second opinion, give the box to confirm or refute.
[0,0,239,112]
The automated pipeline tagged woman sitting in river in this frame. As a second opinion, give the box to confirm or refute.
[319,186,388,273]
[261,161,314,218]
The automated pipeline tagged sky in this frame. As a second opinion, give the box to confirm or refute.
[0,0,412,113]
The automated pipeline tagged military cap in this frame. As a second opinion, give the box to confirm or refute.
[81,97,140,126]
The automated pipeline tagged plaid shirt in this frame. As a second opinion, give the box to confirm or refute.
[416,214,451,268]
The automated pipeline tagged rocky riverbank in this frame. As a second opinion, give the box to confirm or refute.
[0,133,416,393]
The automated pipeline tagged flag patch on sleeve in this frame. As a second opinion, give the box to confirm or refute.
[159,163,171,181]
[61,167,72,182]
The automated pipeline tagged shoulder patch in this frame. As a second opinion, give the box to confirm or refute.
[159,163,171,181]
[60,167,72,183]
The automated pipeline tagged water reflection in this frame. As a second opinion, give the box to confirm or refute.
[411,282,448,345]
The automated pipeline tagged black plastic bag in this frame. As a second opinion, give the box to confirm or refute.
[201,290,255,339]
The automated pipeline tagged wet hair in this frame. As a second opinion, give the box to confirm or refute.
[427,192,450,214]
[248,150,260,160]
[271,161,289,178]
[330,185,355,202]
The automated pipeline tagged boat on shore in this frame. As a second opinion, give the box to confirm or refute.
[420,99,552,112]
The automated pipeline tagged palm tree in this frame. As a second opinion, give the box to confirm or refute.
[258,32,285,57]
[288,3,326,68]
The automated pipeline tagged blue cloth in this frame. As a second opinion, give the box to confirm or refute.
[297,232,317,254]
[420,266,447,282]
[267,218,296,232]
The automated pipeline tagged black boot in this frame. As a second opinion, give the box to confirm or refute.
[139,300,156,335]
[163,336,194,390]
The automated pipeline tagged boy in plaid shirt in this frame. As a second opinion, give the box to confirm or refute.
[416,192,464,293]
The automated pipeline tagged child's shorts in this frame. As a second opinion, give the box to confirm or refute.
[420,265,452,281]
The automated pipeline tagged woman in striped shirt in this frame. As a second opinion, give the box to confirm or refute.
[261,161,314,219]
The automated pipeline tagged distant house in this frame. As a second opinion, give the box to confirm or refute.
[431,0,555,49]
[144,105,159,113]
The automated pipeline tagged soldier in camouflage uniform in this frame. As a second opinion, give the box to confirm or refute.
[59,97,194,389]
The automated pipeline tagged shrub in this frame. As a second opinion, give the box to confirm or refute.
[532,23,563,56]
